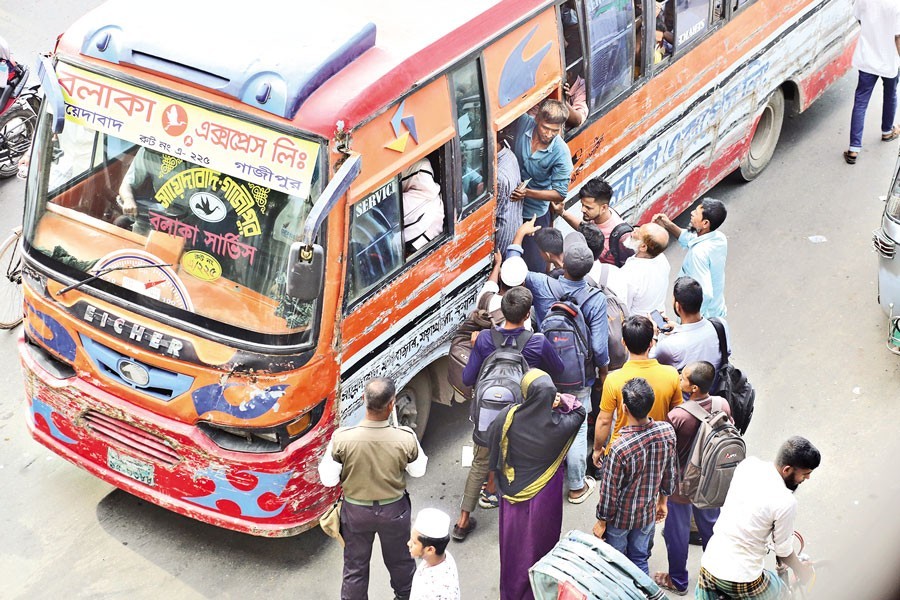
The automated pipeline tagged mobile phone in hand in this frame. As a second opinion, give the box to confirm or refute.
[650,309,672,332]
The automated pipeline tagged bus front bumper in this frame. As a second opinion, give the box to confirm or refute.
[20,336,338,537]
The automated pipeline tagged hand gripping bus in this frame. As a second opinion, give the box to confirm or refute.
[21,0,856,536]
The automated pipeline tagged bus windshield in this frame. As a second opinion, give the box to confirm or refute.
[24,109,324,348]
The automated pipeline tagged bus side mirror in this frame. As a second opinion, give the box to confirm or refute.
[287,242,324,301]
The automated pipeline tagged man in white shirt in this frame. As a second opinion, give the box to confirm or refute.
[408,508,461,600]
[696,437,820,599]
[843,0,900,164]
[618,223,670,316]
[652,276,730,371]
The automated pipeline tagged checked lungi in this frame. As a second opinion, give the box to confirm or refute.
[695,566,788,599]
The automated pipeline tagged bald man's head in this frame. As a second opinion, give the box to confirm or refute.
[638,223,669,257]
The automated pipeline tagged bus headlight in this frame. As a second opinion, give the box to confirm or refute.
[197,399,326,453]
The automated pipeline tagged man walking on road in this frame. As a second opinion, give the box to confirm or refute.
[318,378,428,600]
[842,0,900,165]
[696,436,820,599]
[653,199,728,319]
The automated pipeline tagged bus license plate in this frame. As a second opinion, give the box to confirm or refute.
[107,448,155,486]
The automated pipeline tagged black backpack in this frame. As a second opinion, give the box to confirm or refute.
[470,329,532,445]
[608,222,635,267]
[586,264,629,371]
[709,318,755,434]
[542,282,599,392]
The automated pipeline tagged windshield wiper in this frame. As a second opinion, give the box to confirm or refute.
[55,263,174,296]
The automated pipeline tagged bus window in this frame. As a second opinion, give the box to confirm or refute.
[675,0,712,48]
[347,179,404,302]
[732,0,753,14]
[451,61,489,211]
[584,0,637,111]
[561,1,589,129]
[653,0,676,67]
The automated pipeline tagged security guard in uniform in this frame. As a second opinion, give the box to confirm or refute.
[319,377,428,600]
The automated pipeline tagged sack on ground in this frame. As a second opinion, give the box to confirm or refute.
[470,329,532,446]
[447,294,496,400]
[678,398,745,509]
[542,283,598,391]
[709,318,755,434]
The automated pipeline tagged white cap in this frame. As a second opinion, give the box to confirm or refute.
[413,508,451,539]
[500,256,528,287]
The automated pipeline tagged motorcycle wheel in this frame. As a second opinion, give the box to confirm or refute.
[0,107,36,179]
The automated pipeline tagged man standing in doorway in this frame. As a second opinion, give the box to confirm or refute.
[511,99,573,273]
[653,199,728,319]
[842,0,900,165]
[552,178,635,267]
[318,377,428,600]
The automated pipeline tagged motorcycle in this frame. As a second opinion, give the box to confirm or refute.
[0,63,40,179]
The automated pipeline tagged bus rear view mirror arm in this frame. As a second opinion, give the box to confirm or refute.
[286,153,362,300]
[37,55,66,134]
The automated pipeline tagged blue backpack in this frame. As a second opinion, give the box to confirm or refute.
[541,282,599,392]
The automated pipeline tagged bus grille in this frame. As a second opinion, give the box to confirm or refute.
[83,411,180,466]
[873,228,895,259]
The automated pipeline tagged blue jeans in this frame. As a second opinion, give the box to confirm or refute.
[605,522,656,575]
[663,501,720,591]
[849,70,899,152]
[565,387,592,491]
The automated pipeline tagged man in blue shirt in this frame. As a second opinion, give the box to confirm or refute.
[510,100,573,273]
[506,221,609,503]
[653,199,728,319]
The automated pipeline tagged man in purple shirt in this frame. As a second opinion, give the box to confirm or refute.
[452,286,563,542]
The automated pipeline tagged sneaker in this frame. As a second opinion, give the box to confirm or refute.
[478,486,499,509]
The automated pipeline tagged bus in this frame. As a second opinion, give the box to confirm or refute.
[22,0,855,536]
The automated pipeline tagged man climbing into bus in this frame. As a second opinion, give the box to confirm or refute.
[653,199,728,319]
[510,99,573,273]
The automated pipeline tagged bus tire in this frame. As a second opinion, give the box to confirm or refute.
[395,374,432,440]
[739,88,785,182]
[0,107,36,179]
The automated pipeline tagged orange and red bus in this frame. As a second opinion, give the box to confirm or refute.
[22,0,855,536]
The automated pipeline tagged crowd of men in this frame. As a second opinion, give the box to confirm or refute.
[317,97,821,600]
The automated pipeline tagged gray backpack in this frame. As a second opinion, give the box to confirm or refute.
[677,398,745,509]
[586,263,629,371]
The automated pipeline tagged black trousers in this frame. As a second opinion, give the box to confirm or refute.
[340,494,415,600]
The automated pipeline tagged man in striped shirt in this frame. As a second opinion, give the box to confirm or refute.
[592,377,677,575]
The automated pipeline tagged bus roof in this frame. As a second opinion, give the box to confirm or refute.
[60,0,550,138]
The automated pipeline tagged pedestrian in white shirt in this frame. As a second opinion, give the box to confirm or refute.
[696,437,820,599]
[619,223,670,316]
[408,508,461,600]
[843,0,900,164]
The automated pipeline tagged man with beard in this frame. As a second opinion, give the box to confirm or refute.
[551,178,635,267]
[511,99,573,272]
[653,199,728,319]
[695,436,820,599]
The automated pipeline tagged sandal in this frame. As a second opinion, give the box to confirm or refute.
[451,517,477,542]
[653,572,688,596]
[843,150,857,165]
[478,488,499,509]
[567,475,596,505]
[882,127,900,142]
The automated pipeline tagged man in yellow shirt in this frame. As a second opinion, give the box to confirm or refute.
[592,315,681,466]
